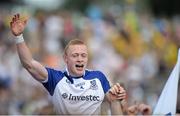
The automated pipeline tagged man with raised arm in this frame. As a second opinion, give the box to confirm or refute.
[10,14,126,115]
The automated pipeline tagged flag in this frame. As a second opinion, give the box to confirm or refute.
[153,48,180,115]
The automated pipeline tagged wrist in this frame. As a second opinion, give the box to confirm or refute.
[106,91,113,102]
[15,34,24,44]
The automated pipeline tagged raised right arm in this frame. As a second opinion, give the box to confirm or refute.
[10,14,48,81]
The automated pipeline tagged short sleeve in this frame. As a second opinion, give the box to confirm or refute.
[42,67,64,96]
[98,72,110,93]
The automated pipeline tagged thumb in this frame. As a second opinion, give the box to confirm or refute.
[23,17,29,25]
[19,15,29,25]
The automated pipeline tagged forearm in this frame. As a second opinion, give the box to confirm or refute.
[16,42,34,69]
[15,35,48,81]
[14,34,33,69]
[10,14,48,81]
[110,100,123,115]
[105,92,113,102]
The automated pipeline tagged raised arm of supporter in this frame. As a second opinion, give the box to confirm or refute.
[10,14,48,81]
[105,83,127,115]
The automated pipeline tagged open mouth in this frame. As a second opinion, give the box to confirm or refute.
[75,64,84,71]
[75,64,84,68]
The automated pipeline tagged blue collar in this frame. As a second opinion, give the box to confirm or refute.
[63,68,86,84]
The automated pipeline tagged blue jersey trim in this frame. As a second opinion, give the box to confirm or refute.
[42,68,110,96]
[42,67,64,96]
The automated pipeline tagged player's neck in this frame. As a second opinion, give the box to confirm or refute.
[65,68,84,78]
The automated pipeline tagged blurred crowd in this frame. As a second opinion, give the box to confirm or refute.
[0,1,180,115]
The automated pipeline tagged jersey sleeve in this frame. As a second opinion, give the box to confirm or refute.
[98,72,111,93]
[42,67,64,96]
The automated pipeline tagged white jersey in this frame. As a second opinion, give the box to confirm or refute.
[42,67,110,115]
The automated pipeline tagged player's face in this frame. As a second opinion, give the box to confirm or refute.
[64,44,88,77]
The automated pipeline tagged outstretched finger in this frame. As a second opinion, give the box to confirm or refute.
[14,14,17,21]
[12,17,16,22]
[118,90,126,95]
[17,13,20,19]
[118,86,126,94]
[110,84,120,95]
[117,96,126,100]
[115,83,121,88]
[117,93,126,99]
[115,83,125,92]
[109,86,116,95]
[119,88,126,94]
[10,22,13,27]
[24,18,28,25]
[16,14,21,21]
[114,83,122,93]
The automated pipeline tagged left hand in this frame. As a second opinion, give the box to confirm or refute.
[10,14,28,36]
[106,83,126,102]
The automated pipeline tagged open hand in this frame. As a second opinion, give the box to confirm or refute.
[10,14,28,36]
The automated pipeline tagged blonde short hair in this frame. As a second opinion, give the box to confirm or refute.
[64,39,86,55]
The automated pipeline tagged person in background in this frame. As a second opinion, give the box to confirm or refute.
[10,13,126,115]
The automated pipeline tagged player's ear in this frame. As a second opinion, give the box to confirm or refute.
[63,54,68,63]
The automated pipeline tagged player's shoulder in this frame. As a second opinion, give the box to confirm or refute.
[85,69,106,78]
[86,69,104,74]
[45,67,64,76]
